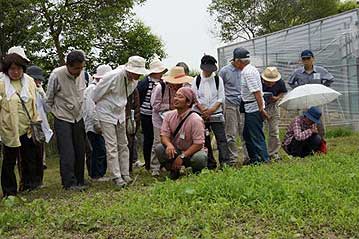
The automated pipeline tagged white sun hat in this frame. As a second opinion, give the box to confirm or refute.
[125,56,148,75]
[7,46,30,62]
[93,64,112,79]
[148,58,167,75]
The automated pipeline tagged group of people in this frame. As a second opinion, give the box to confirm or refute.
[0,45,333,197]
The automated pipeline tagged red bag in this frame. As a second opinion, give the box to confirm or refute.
[318,139,327,154]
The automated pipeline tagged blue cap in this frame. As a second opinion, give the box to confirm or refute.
[303,106,322,124]
[301,50,314,58]
[232,47,250,61]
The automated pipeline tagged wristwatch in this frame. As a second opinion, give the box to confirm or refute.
[179,153,186,159]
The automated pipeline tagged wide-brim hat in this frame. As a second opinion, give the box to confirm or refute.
[303,106,322,124]
[200,55,218,72]
[148,58,167,74]
[261,66,281,82]
[125,56,148,75]
[7,46,30,63]
[93,64,112,78]
[26,65,45,81]
[163,66,193,84]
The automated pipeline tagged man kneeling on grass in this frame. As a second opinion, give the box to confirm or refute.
[155,87,208,180]
[283,106,324,158]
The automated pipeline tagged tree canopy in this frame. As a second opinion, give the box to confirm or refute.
[208,0,357,42]
[0,0,166,73]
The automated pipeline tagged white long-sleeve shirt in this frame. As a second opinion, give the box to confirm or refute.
[191,72,225,115]
[92,68,138,125]
[36,86,53,143]
[83,82,98,133]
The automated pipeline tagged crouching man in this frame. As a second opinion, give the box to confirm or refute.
[283,106,323,158]
[155,87,208,179]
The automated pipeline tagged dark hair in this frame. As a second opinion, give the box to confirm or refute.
[2,53,28,75]
[66,50,86,66]
[176,62,190,75]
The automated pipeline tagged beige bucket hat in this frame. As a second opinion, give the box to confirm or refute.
[7,46,30,62]
[162,66,193,84]
[125,56,148,75]
[261,67,281,82]
[148,58,167,75]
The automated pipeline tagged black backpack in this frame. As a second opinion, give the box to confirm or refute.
[160,80,166,98]
[195,75,220,90]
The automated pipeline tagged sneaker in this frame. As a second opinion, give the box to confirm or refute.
[65,185,88,191]
[151,170,160,177]
[113,178,127,188]
[122,175,133,183]
[133,160,145,168]
[96,176,111,182]
[169,170,180,180]
[271,153,282,161]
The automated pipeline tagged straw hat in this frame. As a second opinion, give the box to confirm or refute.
[125,56,148,75]
[261,67,281,82]
[7,46,30,62]
[162,66,193,84]
[93,64,112,78]
[148,58,167,74]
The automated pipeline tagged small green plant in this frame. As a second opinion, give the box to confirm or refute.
[326,127,353,138]
[1,133,359,238]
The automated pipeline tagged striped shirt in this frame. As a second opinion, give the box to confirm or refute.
[140,77,157,115]
[240,64,265,113]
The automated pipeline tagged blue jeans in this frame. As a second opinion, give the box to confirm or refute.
[87,131,107,178]
[243,111,269,164]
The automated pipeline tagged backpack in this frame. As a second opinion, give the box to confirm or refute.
[84,71,90,87]
[195,74,220,90]
[160,80,166,98]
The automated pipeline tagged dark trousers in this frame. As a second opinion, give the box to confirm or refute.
[243,111,269,164]
[1,134,43,197]
[127,134,138,172]
[286,134,322,158]
[87,131,107,178]
[140,114,154,170]
[85,135,92,177]
[205,122,231,168]
[54,118,86,188]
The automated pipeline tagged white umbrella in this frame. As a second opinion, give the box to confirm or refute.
[278,84,342,110]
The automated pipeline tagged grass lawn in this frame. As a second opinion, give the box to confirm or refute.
[1,129,359,238]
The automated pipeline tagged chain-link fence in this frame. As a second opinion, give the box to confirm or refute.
[218,9,359,130]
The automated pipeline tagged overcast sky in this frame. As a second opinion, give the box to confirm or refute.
[134,0,223,71]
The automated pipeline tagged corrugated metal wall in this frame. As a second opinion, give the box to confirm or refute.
[218,9,359,129]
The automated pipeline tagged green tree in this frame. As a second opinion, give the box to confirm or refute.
[337,0,358,13]
[0,0,39,57]
[209,0,356,42]
[1,0,166,73]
